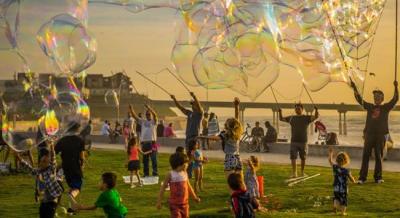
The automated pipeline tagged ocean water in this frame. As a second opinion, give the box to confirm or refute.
[175,113,400,147]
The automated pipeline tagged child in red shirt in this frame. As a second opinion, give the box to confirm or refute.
[157,152,200,218]
[127,137,151,188]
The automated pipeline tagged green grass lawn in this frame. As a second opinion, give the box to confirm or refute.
[0,149,400,218]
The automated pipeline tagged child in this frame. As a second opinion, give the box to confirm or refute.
[190,140,206,194]
[73,172,128,218]
[228,173,259,218]
[244,156,260,199]
[18,142,64,218]
[328,148,355,216]
[157,152,200,218]
[202,97,242,177]
[127,137,151,188]
[176,146,186,154]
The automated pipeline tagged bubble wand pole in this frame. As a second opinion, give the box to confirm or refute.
[135,70,171,96]
[396,0,398,81]
[303,83,316,108]
[165,68,192,93]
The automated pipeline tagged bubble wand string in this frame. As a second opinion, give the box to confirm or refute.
[303,83,316,108]
[135,70,171,96]
[165,68,191,93]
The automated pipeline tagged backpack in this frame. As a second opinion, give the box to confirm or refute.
[231,191,258,218]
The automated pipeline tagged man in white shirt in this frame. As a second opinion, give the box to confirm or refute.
[129,104,158,177]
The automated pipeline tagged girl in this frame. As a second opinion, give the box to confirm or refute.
[202,97,242,177]
[157,152,200,218]
[127,137,151,188]
[244,156,260,199]
[122,122,131,149]
[328,147,355,216]
[191,140,206,194]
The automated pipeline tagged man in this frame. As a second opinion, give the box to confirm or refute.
[129,104,158,177]
[201,112,209,150]
[55,122,85,214]
[171,92,203,178]
[264,121,277,143]
[251,121,264,138]
[279,104,319,178]
[156,120,165,138]
[101,120,110,136]
[351,80,398,184]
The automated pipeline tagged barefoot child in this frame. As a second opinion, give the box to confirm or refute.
[127,137,151,188]
[18,142,64,218]
[202,97,243,177]
[73,172,128,217]
[190,140,206,194]
[244,156,260,199]
[328,148,355,216]
[157,152,200,218]
[228,173,259,218]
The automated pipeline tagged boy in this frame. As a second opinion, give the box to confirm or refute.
[157,152,200,218]
[18,142,64,218]
[73,172,128,218]
[279,104,319,178]
[228,173,259,218]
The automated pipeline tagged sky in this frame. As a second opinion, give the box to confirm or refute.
[0,0,399,113]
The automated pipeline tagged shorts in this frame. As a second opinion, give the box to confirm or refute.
[128,160,140,171]
[169,203,189,218]
[333,191,348,206]
[193,161,202,169]
[65,175,83,190]
[290,142,307,160]
[224,154,242,171]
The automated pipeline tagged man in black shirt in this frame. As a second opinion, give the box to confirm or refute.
[279,103,319,178]
[55,122,85,214]
[351,80,398,184]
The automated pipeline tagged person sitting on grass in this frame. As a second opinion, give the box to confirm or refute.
[228,173,259,218]
[127,136,152,188]
[157,152,200,218]
[72,172,128,218]
[190,140,207,194]
[201,97,243,177]
[17,142,64,218]
[279,103,319,178]
[328,147,355,216]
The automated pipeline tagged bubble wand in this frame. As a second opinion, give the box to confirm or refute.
[165,68,191,93]
[135,70,171,96]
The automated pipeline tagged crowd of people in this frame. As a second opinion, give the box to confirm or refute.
[5,79,398,218]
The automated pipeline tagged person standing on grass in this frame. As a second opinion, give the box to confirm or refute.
[129,104,159,177]
[328,147,355,216]
[201,98,243,177]
[350,80,398,184]
[126,136,151,188]
[279,103,319,178]
[157,152,200,218]
[171,92,204,179]
[55,122,85,215]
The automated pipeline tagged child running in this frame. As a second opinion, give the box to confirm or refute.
[190,140,206,194]
[157,152,200,218]
[73,172,128,218]
[228,173,259,218]
[244,156,260,199]
[202,97,243,177]
[18,142,64,218]
[127,136,151,188]
[328,147,355,216]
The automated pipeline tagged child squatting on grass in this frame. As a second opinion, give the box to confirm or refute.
[201,97,243,177]
[72,172,128,218]
[126,136,151,188]
[328,147,355,216]
[228,173,259,218]
[157,152,200,218]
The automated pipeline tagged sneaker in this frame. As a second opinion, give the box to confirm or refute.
[357,180,366,184]
[375,179,384,184]
[67,208,76,215]
[130,184,136,189]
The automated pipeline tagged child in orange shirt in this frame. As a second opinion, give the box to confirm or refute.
[127,137,151,188]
